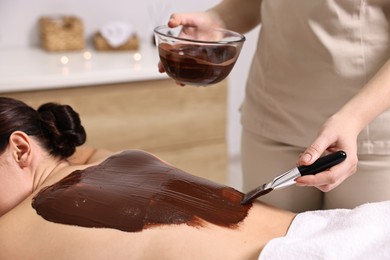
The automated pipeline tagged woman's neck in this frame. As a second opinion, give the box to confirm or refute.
[32,156,69,192]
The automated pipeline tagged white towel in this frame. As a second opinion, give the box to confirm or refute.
[100,22,135,48]
[259,201,390,260]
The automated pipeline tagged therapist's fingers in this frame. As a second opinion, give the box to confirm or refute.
[158,61,165,73]
[295,169,344,192]
[168,12,223,29]
[296,170,343,192]
[298,134,336,166]
[296,154,358,192]
[168,13,204,28]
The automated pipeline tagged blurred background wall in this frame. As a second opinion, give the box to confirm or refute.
[0,0,259,189]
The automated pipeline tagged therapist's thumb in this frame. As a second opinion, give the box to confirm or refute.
[168,13,198,28]
[168,12,216,29]
[168,14,182,27]
[299,143,326,166]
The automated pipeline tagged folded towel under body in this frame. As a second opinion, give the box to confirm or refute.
[259,201,390,260]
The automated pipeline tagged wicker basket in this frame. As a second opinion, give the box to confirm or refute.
[93,32,139,51]
[39,16,85,52]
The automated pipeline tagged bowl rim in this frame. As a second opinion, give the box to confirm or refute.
[153,24,246,44]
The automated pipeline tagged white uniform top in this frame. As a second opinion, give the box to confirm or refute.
[240,0,390,154]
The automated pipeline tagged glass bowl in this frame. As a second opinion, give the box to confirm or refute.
[154,25,245,86]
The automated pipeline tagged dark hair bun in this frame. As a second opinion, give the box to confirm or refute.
[37,103,86,158]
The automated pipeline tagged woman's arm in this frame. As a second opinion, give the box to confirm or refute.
[298,58,390,191]
[168,0,262,34]
[208,0,262,33]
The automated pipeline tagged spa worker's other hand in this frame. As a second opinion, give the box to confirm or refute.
[296,58,390,191]
[296,114,359,192]
[157,11,225,76]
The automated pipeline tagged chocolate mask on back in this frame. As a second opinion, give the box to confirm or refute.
[32,150,252,232]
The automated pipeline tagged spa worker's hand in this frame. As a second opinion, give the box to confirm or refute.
[158,0,260,79]
[296,58,390,192]
[296,114,359,192]
[157,11,225,75]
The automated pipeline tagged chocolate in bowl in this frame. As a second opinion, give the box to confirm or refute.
[154,25,245,86]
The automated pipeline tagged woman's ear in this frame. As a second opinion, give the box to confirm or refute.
[9,131,32,168]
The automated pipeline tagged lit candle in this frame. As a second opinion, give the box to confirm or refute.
[83,51,92,60]
[133,52,142,61]
[60,56,69,65]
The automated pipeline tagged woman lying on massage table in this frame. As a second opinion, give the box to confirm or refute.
[0,97,389,260]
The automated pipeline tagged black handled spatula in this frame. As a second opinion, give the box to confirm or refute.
[241,151,347,205]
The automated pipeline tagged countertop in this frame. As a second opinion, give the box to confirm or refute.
[0,43,167,93]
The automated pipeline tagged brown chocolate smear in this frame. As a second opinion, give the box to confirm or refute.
[32,150,252,232]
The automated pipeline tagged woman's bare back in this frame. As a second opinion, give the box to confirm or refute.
[0,150,295,259]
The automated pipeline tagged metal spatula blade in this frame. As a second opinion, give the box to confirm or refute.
[240,184,273,204]
[241,151,347,205]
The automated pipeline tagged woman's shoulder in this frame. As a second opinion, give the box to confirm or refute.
[67,146,115,165]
